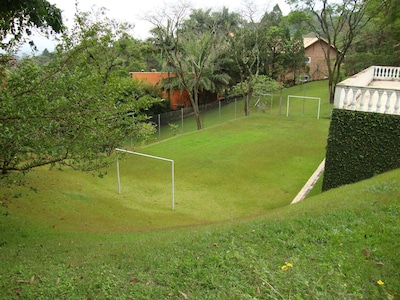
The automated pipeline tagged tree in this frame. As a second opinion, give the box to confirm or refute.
[285,28,306,85]
[286,0,371,103]
[0,9,157,175]
[229,24,260,116]
[182,6,241,36]
[31,48,54,65]
[228,1,267,116]
[148,3,230,130]
[259,5,289,80]
[231,75,282,100]
[182,7,241,86]
[344,0,400,73]
[0,0,63,51]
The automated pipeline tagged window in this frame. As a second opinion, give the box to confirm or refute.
[299,75,309,82]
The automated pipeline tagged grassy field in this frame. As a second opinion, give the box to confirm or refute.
[150,80,332,141]
[1,80,399,299]
[0,109,331,231]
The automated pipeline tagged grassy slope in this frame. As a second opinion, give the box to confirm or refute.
[0,169,399,299]
[0,112,330,232]
[1,80,398,298]
[0,81,332,233]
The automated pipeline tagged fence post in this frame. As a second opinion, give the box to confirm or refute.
[235,98,237,120]
[219,101,221,123]
[181,107,184,133]
[158,114,161,141]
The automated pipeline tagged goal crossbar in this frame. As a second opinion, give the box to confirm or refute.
[286,95,321,119]
[115,148,175,211]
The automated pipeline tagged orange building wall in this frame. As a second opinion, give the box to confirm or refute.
[131,72,217,110]
[131,72,170,85]
[131,72,191,109]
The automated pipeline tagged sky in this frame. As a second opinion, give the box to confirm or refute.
[20,0,291,55]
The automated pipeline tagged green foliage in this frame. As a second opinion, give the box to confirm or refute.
[228,4,304,114]
[286,0,371,103]
[31,48,54,65]
[150,7,231,129]
[285,28,307,85]
[345,0,400,74]
[322,109,400,191]
[230,75,282,98]
[182,7,241,36]
[168,123,179,136]
[259,5,297,81]
[0,9,157,175]
[0,0,63,51]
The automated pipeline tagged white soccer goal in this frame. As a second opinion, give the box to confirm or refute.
[254,93,274,113]
[286,95,321,119]
[115,148,175,211]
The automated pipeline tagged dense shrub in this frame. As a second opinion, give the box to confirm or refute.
[322,109,400,191]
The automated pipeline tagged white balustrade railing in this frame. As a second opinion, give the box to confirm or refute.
[334,66,400,115]
[373,66,400,80]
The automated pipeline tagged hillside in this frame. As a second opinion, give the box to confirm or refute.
[1,167,399,298]
[0,81,398,298]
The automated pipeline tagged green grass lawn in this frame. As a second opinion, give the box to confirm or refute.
[1,110,330,232]
[1,80,398,299]
[150,80,332,141]
[1,170,399,299]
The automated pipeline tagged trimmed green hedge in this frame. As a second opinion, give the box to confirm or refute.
[322,109,400,191]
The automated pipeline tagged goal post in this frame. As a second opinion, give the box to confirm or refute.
[254,93,274,113]
[286,95,321,119]
[115,148,175,211]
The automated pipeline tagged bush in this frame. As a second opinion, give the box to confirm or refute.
[322,109,400,191]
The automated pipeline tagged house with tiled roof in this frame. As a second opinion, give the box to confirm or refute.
[303,37,340,81]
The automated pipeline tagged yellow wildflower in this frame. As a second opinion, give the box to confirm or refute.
[281,262,293,270]
[377,280,384,285]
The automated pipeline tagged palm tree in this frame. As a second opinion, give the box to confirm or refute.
[161,31,230,129]
[149,4,232,130]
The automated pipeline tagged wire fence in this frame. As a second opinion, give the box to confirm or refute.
[124,88,328,147]
[147,95,283,142]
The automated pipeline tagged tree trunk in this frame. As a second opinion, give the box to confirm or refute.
[328,78,334,104]
[244,95,250,116]
[244,80,253,116]
[194,107,202,130]
[193,91,202,130]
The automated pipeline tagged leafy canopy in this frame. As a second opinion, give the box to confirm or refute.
[0,0,63,51]
[0,8,157,175]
